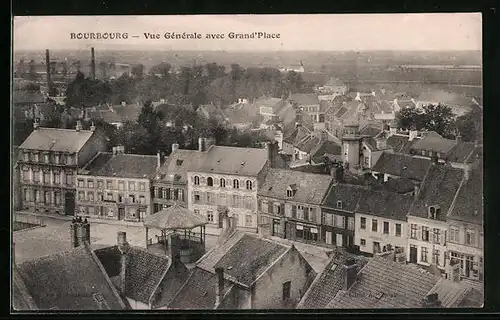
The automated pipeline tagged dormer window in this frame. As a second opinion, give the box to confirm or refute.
[286,185,297,197]
[337,201,343,209]
[233,179,239,189]
[428,205,441,219]
[194,176,200,185]
[207,177,214,187]
[220,178,226,188]
[44,153,50,163]
[176,159,183,166]
[287,189,293,197]
[246,180,253,190]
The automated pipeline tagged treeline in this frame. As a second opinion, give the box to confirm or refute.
[64,62,313,109]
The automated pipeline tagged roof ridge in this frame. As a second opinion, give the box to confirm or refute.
[446,172,468,218]
[18,246,87,266]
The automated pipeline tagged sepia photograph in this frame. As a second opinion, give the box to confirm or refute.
[11,13,483,311]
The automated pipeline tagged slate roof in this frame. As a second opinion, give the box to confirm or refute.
[386,135,417,154]
[310,140,342,164]
[82,152,157,179]
[447,168,483,225]
[408,165,464,221]
[13,90,46,104]
[283,125,311,145]
[371,152,432,181]
[297,249,368,309]
[426,279,473,308]
[356,189,414,221]
[17,246,126,310]
[19,127,94,153]
[290,93,319,106]
[258,168,333,205]
[193,146,268,177]
[447,141,477,164]
[93,245,171,305]
[326,256,440,309]
[167,268,233,309]
[411,136,458,155]
[156,149,205,184]
[360,124,382,137]
[255,97,287,113]
[295,135,321,154]
[322,184,366,212]
[223,102,261,125]
[319,100,332,113]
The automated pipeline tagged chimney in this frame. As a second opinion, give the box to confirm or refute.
[414,184,420,201]
[464,166,470,181]
[172,143,179,153]
[117,232,129,295]
[45,49,52,94]
[90,122,96,132]
[355,92,361,101]
[70,219,78,248]
[75,120,82,132]
[90,47,96,80]
[33,118,40,130]
[198,137,206,152]
[408,130,418,141]
[422,293,442,308]
[168,233,181,263]
[266,141,278,168]
[215,267,225,306]
[121,101,126,107]
[157,151,162,168]
[343,258,357,290]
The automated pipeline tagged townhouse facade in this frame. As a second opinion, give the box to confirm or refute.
[187,144,274,232]
[257,168,332,244]
[17,121,108,215]
[76,149,157,222]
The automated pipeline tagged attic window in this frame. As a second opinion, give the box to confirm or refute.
[428,205,441,219]
[330,263,338,271]
[176,159,183,166]
[337,201,343,209]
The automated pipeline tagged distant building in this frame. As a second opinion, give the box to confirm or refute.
[76,148,157,222]
[317,78,348,95]
[279,61,305,73]
[17,121,107,215]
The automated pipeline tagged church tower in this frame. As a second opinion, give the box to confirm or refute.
[341,122,363,170]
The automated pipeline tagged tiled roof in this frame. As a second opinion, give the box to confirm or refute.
[322,184,365,212]
[319,100,331,113]
[19,127,94,153]
[255,97,286,113]
[295,135,321,154]
[411,136,458,155]
[326,256,439,308]
[447,168,483,225]
[153,263,191,309]
[13,90,46,104]
[196,231,247,273]
[213,234,289,287]
[283,126,311,145]
[447,141,476,164]
[167,268,232,309]
[372,152,432,181]
[297,249,368,309]
[156,149,205,184]
[82,152,157,179]
[17,246,126,310]
[194,145,268,177]
[223,102,261,125]
[360,124,382,137]
[310,140,342,164]
[409,165,464,221]
[93,245,171,305]
[426,279,473,308]
[356,189,414,221]
[12,268,38,310]
[258,168,333,205]
[457,288,484,308]
[290,93,319,106]
[386,135,417,154]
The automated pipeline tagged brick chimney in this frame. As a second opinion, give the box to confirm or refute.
[343,258,357,290]
[172,143,179,153]
[157,150,162,168]
[45,49,52,94]
[422,293,442,308]
[215,267,225,306]
[33,118,40,130]
[90,122,96,132]
[414,184,420,201]
[408,130,419,141]
[198,137,206,152]
[266,141,278,169]
[75,120,82,132]
[117,232,130,296]
[90,47,96,80]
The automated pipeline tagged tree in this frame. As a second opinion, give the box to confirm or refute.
[453,107,482,142]
[396,104,454,137]
[131,64,145,79]
[116,122,154,154]
[149,62,172,78]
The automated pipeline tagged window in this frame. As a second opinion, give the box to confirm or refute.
[24,152,30,161]
[106,180,113,189]
[97,192,104,201]
[139,183,145,191]
[88,192,94,201]
[54,192,59,205]
[303,208,309,221]
[233,214,239,226]
[193,191,201,204]
[60,155,66,164]
[129,195,135,203]
[433,228,441,244]
[421,150,426,156]
[53,172,60,184]
[282,281,291,301]
[97,180,104,189]
[33,169,40,182]
[372,219,378,232]
[360,239,366,246]
[245,215,253,227]
[246,180,253,190]
[139,196,145,204]
[335,215,345,229]
[88,206,95,215]
[347,217,355,230]
[34,153,39,162]
[207,177,214,186]
[207,192,216,205]
[78,191,85,201]
[78,179,84,188]
[422,226,430,242]
[325,213,333,226]
[383,221,389,234]
[287,189,293,197]
[44,191,51,204]
[128,182,135,191]
[450,226,459,242]
[410,224,417,239]
[207,211,214,222]
[154,187,159,198]
[21,167,29,182]
[261,200,269,213]
[395,223,402,237]
[66,172,73,186]
[118,194,123,203]
[106,193,113,201]
[88,180,94,188]
[44,172,50,184]
[432,249,440,266]
[118,181,124,190]
[220,178,226,187]
[421,247,428,263]
[232,194,243,208]
[179,189,184,201]
[194,176,200,185]
[233,179,239,189]
[360,217,366,229]
[336,201,342,209]
[173,189,179,200]
[465,229,475,246]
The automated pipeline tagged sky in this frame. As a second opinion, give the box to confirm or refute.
[13,14,482,52]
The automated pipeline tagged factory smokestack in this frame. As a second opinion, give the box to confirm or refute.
[91,47,96,80]
[45,49,52,94]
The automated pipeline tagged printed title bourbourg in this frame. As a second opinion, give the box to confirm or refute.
[70,32,281,40]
